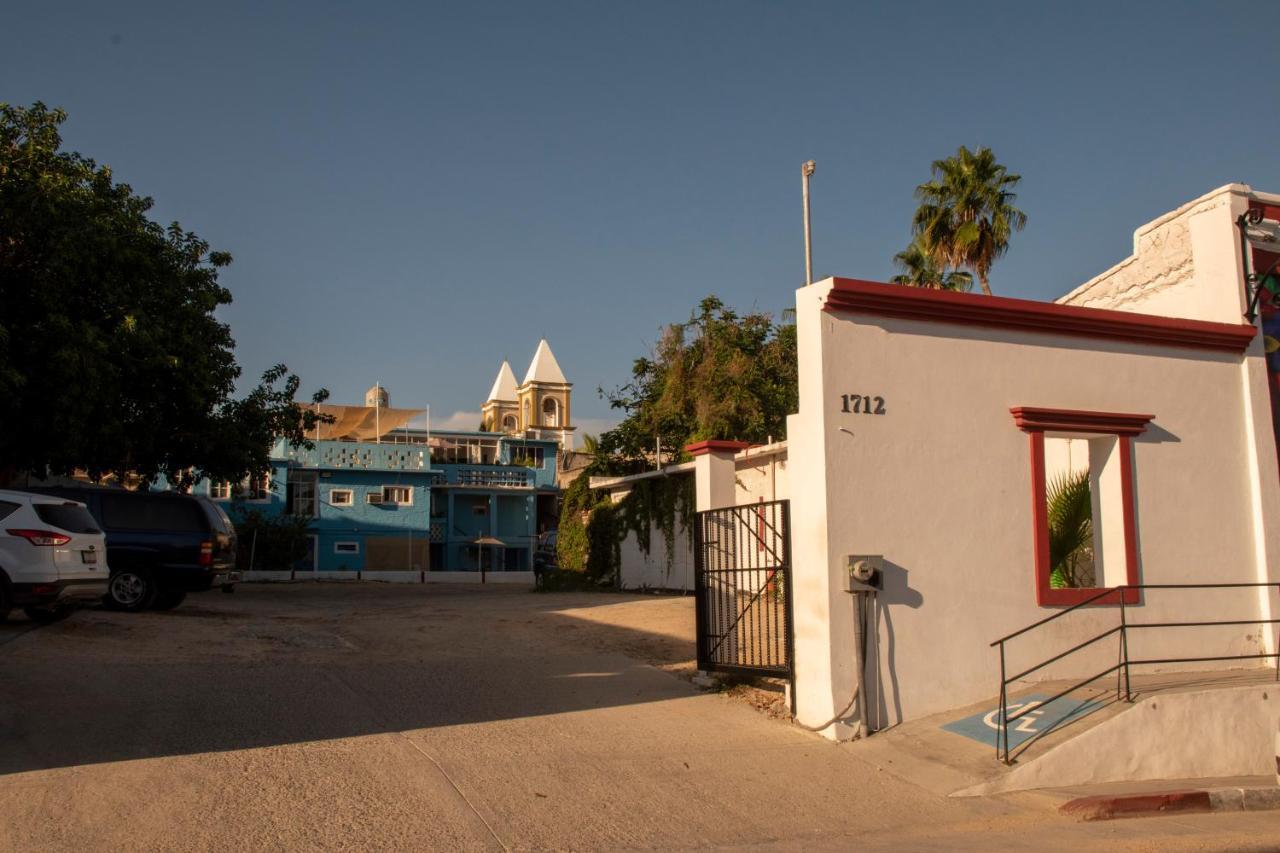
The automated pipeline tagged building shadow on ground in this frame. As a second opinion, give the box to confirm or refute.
[0,584,706,776]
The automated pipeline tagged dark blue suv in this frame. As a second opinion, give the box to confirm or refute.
[29,487,238,611]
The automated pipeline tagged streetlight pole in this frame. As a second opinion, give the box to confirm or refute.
[802,160,816,286]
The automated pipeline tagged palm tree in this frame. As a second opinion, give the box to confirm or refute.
[890,237,974,291]
[1047,470,1094,588]
[912,146,1027,296]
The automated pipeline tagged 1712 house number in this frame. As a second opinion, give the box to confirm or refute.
[839,394,886,415]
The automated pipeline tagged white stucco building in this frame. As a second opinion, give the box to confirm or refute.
[602,184,1280,740]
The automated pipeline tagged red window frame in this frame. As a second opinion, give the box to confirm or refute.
[1011,407,1153,607]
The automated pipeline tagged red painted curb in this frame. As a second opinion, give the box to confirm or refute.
[1060,790,1212,821]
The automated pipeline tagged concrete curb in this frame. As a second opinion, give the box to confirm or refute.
[1060,786,1280,821]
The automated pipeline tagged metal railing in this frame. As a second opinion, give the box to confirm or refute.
[454,468,531,488]
[990,582,1280,764]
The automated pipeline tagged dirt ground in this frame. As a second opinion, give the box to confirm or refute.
[0,583,1275,851]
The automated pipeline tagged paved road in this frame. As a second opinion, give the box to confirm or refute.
[0,584,1272,851]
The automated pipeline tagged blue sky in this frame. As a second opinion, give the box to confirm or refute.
[5,2,1279,440]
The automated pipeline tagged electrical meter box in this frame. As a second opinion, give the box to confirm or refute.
[845,554,883,592]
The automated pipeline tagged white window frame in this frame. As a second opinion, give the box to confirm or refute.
[329,488,354,507]
[382,485,413,506]
[241,474,271,503]
[334,541,360,555]
[209,481,232,501]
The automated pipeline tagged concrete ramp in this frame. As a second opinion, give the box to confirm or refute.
[956,684,1278,796]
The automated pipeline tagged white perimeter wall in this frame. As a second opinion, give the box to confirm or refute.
[609,451,790,593]
[610,477,696,592]
[788,278,1280,736]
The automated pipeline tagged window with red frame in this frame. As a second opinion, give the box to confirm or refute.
[1011,407,1151,606]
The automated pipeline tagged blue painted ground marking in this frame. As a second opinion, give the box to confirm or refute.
[941,693,1105,749]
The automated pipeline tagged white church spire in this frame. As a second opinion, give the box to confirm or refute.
[522,339,568,386]
[486,360,519,402]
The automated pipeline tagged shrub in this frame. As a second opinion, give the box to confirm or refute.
[230,507,313,571]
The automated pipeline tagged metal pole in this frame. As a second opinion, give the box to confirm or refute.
[1120,592,1132,702]
[852,591,869,740]
[997,641,1007,763]
[802,160,816,285]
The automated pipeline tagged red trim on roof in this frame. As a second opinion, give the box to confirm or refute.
[684,440,751,457]
[1249,200,1280,223]
[822,278,1256,354]
[1010,407,1154,436]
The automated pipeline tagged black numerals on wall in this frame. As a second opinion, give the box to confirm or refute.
[840,394,886,415]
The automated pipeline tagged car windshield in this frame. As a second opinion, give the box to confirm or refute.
[34,503,101,534]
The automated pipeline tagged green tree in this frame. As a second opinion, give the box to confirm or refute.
[0,102,326,488]
[1047,470,1094,589]
[599,296,796,467]
[890,237,974,291]
[911,145,1027,296]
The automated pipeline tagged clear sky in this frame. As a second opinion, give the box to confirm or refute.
[6,2,1279,440]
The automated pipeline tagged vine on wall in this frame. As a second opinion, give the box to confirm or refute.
[556,472,694,582]
[614,475,694,576]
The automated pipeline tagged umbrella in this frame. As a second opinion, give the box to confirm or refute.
[472,536,504,582]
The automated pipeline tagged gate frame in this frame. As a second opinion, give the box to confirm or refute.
[693,499,796,713]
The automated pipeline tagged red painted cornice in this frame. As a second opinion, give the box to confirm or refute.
[1010,407,1154,435]
[1249,200,1280,222]
[684,440,752,457]
[823,278,1256,354]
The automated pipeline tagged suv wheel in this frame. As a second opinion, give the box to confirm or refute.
[152,590,187,610]
[106,571,157,612]
[0,585,9,623]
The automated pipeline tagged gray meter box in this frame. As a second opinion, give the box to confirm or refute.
[845,554,884,592]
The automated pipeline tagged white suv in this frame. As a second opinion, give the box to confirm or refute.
[0,490,110,622]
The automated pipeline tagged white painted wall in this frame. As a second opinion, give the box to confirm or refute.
[1058,183,1280,691]
[733,446,789,505]
[598,473,698,592]
[788,277,1280,737]
[617,511,695,592]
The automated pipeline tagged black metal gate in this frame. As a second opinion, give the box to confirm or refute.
[694,499,793,681]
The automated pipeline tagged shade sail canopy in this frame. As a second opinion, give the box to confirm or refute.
[304,404,425,441]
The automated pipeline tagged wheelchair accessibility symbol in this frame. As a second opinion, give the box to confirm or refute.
[941,693,1103,748]
[984,700,1045,733]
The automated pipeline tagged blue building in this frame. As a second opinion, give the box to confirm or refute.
[228,430,559,573]
[199,342,574,574]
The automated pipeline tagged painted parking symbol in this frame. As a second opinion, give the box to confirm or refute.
[983,701,1044,734]
[941,694,1104,749]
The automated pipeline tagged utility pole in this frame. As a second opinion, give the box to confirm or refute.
[802,160,816,285]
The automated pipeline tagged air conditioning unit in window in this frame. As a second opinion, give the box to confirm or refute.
[366,492,383,505]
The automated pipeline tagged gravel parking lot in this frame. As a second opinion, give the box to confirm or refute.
[1,584,1275,851]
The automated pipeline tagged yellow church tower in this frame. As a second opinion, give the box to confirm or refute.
[482,340,574,446]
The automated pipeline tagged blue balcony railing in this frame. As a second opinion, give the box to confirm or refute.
[451,466,532,488]
[282,440,432,472]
